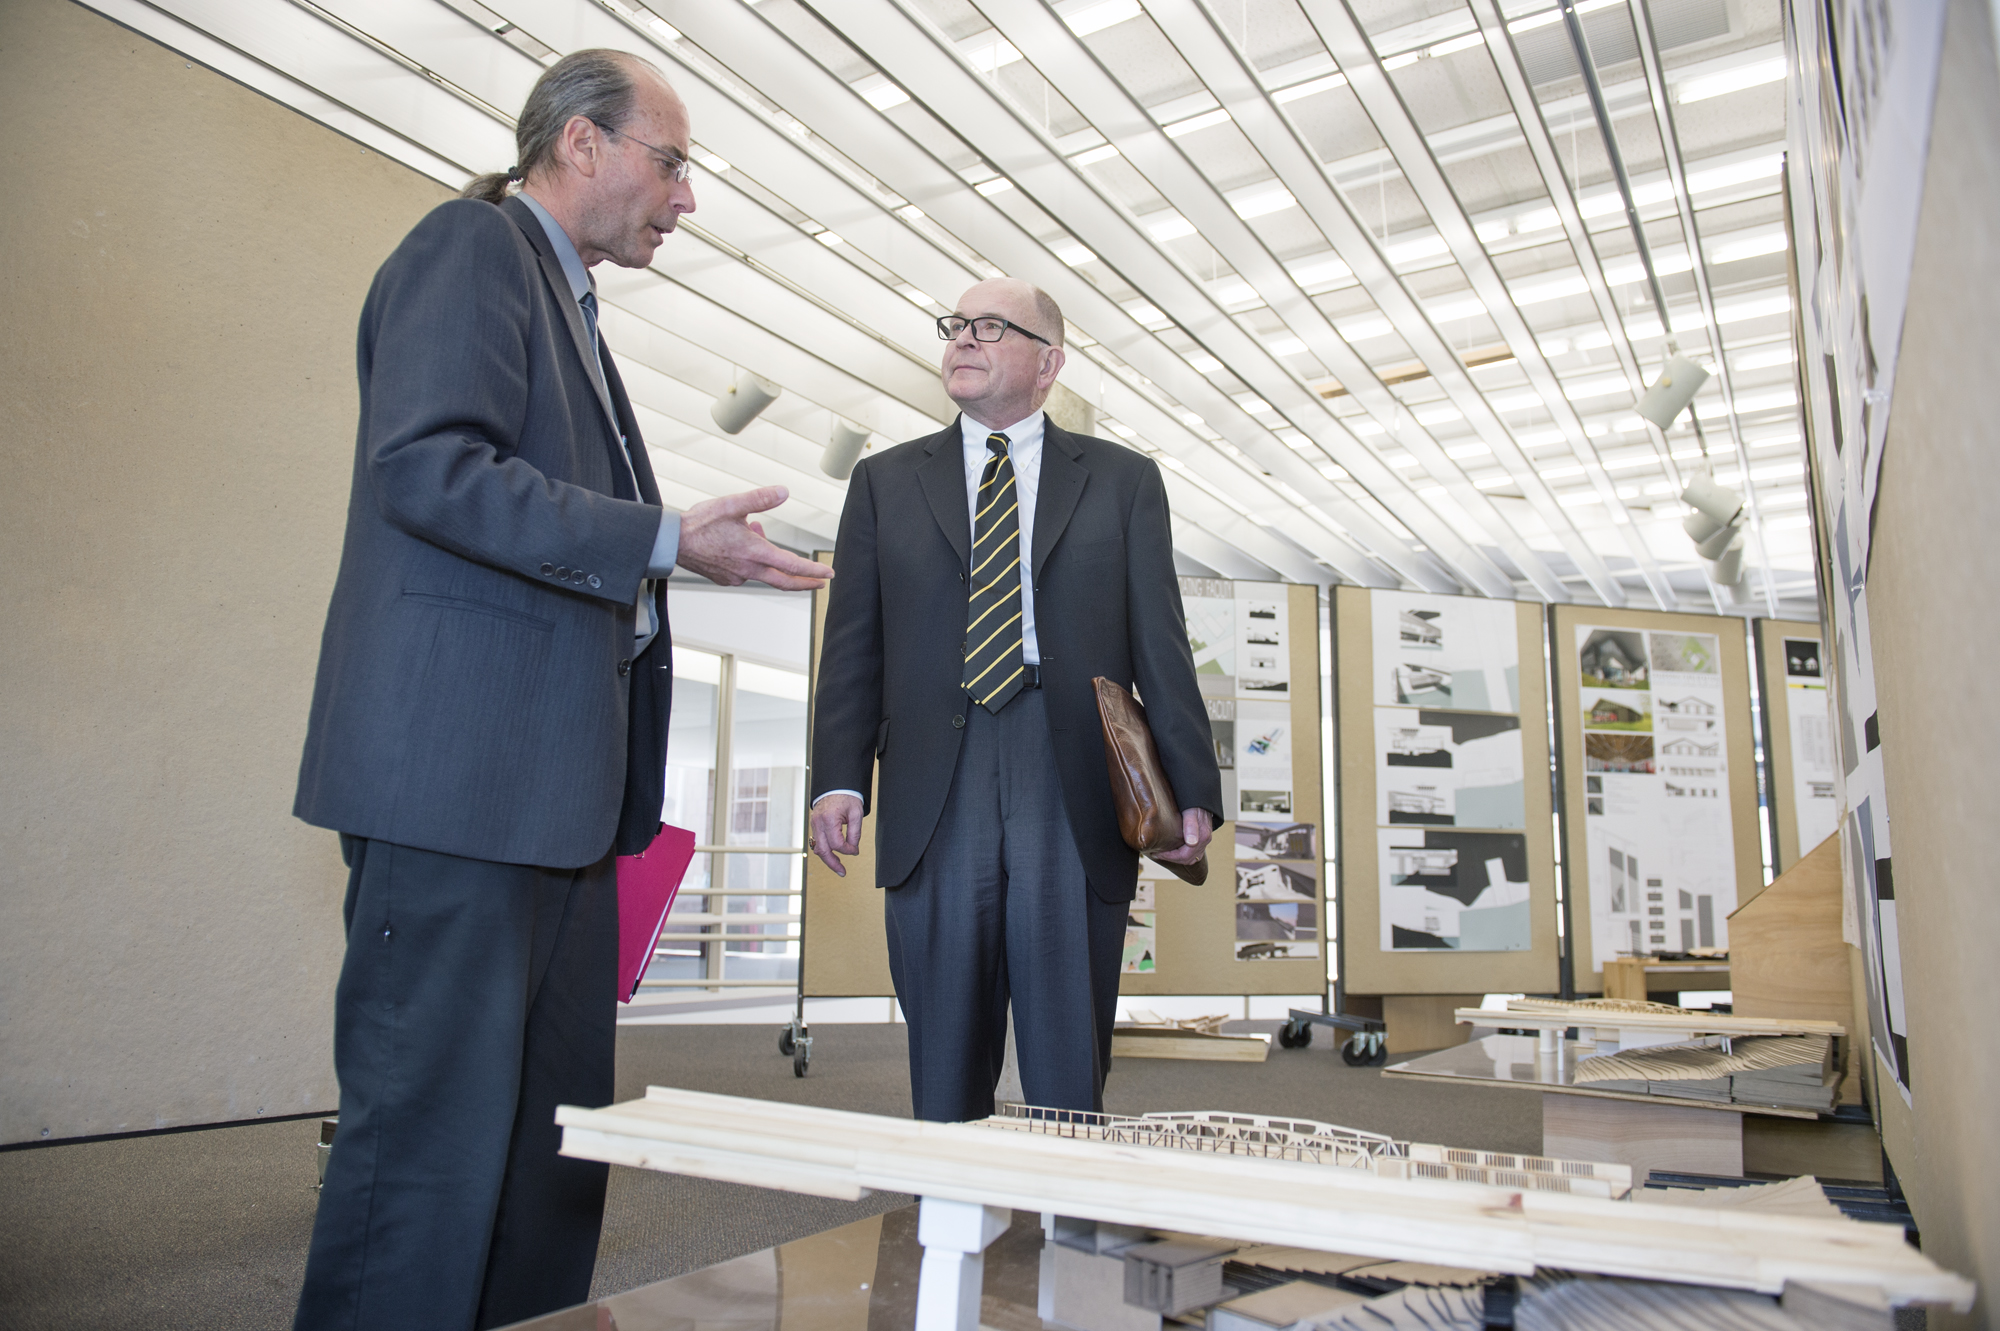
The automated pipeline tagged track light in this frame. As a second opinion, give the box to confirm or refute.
[1635,353,1710,431]
[1711,535,1746,587]
[822,419,870,479]
[1680,473,1743,529]
[710,373,781,435]
[1680,475,1749,593]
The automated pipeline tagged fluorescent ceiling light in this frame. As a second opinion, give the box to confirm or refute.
[1513,207,1560,234]
[1164,108,1233,137]
[1209,279,1259,307]
[1186,352,1222,373]
[1385,233,1450,265]
[1230,182,1297,219]
[1558,490,1604,507]
[1733,345,1796,372]
[1516,429,1566,447]
[1675,57,1787,103]
[1273,72,1348,103]
[1062,0,1142,36]
[975,177,1015,196]
[814,231,844,247]
[1415,405,1463,426]
[1235,395,1276,415]
[1710,230,1789,264]
[1266,336,1308,356]
[1126,301,1170,327]
[1539,463,1586,479]
[1602,253,1694,283]
[1145,212,1197,242]
[1429,32,1486,56]
[1104,421,1135,437]
[1180,412,1203,426]
[1427,295,1487,322]
[1685,154,1785,195]
[1050,240,1095,266]
[896,204,924,221]
[1510,272,1589,305]
[1561,374,1632,402]
[645,16,680,41]
[1382,52,1420,71]
[1337,316,1394,341]
[1475,473,1514,488]
[1288,255,1352,288]
[698,153,729,172]
[895,285,935,307]
[1715,293,1793,324]
[861,81,909,111]
[1474,219,1511,243]
[1447,443,1494,462]
[1488,389,1546,413]
[1507,0,1619,34]
[1351,420,1386,436]
[1071,143,1121,167]
[959,34,1022,74]
[1387,452,1423,469]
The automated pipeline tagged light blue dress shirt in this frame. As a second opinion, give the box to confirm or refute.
[519,192,678,654]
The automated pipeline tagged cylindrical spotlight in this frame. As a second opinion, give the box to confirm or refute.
[822,419,869,479]
[1694,521,1742,562]
[1635,353,1711,431]
[1682,509,1727,544]
[1680,473,1744,528]
[711,373,781,435]
[1711,534,1747,586]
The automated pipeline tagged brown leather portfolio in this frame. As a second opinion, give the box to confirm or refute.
[1092,677,1209,886]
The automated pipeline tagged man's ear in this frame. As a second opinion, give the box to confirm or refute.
[1039,345,1067,390]
[558,114,604,179]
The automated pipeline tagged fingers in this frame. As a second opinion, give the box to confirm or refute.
[710,485,790,520]
[811,842,846,876]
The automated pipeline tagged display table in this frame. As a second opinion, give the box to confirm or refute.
[1599,956,1731,1001]
[1381,1034,1821,1181]
[500,1204,1039,1331]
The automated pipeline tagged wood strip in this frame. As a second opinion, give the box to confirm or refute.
[555,1087,1971,1308]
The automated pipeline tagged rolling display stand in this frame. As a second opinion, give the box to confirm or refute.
[1277,1008,1387,1065]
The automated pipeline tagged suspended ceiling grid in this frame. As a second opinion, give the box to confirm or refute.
[84,0,1810,615]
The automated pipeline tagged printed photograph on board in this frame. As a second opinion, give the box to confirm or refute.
[1578,629,1650,689]
[1375,710,1525,830]
[1235,591,1290,696]
[1783,636,1838,851]
[1378,829,1531,951]
[1585,732,1655,774]
[1235,939,1319,961]
[1371,591,1521,712]
[1180,577,1236,699]
[1582,688,1653,733]
[1236,900,1318,946]
[1234,820,1317,861]
[1234,699,1292,821]
[1235,859,1318,903]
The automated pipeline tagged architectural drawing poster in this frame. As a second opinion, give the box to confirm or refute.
[1783,0,1946,1099]
[1180,577,1236,700]
[1371,591,1530,952]
[1576,625,1737,970]
[1235,589,1288,697]
[1233,699,1292,821]
[1783,638,1839,855]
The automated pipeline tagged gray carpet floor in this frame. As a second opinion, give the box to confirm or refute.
[0,1022,1537,1330]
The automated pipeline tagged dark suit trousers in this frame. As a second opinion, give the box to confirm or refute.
[294,837,617,1331]
[884,689,1128,1122]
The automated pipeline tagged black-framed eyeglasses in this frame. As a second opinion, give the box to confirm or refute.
[936,314,1051,346]
[592,120,692,183]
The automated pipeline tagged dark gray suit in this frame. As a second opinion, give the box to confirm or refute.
[293,195,672,1330]
[812,418,1220,1120]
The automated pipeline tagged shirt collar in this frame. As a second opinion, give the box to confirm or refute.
[517,191,594,305]
[958,410,1046,455]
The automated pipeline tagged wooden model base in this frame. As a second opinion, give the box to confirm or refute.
[1542,1093,1745,1180]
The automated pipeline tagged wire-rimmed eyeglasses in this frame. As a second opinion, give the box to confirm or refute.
[936,315,1052,346]
[592,120,693,184]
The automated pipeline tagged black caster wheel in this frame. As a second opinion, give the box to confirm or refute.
[778,1027,796,1056]
[1370,1043,1389,1067]
[1277,1021,1312,1049]
[793,1043,811,1078]
[1341,1036,1376,1066]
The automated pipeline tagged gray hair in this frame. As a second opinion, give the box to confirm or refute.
[1031,287,1065,347]
[461,49,660,204]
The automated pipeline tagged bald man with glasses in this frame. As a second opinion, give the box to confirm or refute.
[810,278,1221,1123]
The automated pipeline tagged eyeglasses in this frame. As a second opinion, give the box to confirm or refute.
[592,120,692,183]
[936,315,1052,346]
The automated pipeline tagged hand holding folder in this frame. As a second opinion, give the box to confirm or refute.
[616,825,699,1003]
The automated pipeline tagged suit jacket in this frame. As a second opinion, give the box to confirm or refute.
[811,417,1222,903]
[295,195,672,869]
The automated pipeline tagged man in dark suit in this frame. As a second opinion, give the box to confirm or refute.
[809,278,1221,1124]
[291,50,829,1331]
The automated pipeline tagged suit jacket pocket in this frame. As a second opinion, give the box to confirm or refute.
[402,590,555,633]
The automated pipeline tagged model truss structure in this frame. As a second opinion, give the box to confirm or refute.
[979,1105,1632,1199]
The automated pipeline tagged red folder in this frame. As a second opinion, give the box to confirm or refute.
[616,824,698,1004]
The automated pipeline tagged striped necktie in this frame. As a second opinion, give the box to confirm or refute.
[963,432,1026,713]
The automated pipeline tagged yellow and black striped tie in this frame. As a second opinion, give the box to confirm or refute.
[963,432,1026,713]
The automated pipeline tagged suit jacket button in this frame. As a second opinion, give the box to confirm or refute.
[572,569,586,584]
[953,714,965,728]
[540,563,555,576]
[557,566,571,579]
[618,658,632,677]
[588,574,602,589]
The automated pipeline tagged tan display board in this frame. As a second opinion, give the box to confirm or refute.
[1550,606,1762,986]
[1753,620,1836,873]
[803,575,1322,996]
[1334,587,1560,996]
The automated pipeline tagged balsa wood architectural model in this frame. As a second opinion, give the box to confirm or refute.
[555,1087,1971,1331]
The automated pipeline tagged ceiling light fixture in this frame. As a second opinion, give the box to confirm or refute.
[822,419,870,479]
[711,373,781,435]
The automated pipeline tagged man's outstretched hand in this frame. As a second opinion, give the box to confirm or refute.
[1151,807,1215,866]
[677,486,833,590]
[809,793,864,877]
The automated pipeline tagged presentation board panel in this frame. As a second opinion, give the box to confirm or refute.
[1755,620,1838,871]
[803,569,1323,997]
[1335,587,1560,996]
[1550,606,1762,985]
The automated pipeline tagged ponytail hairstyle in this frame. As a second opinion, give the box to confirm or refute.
[460,48,654,203]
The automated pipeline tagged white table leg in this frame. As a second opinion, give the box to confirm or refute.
[914,1196,1011,1331]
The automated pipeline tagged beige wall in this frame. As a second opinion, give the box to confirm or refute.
[1865,0,2000,1315]
[0,0,450,1141]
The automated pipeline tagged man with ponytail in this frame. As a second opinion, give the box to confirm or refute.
[293,48,830,1331]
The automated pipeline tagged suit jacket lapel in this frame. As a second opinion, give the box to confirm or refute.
[499,197,622,444]
[917,421,971,567]
[1032,421,1089,581]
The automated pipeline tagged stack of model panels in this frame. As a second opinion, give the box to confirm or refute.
[1572,1034,1838,1112]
